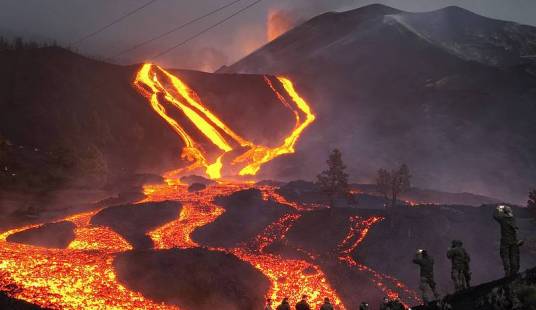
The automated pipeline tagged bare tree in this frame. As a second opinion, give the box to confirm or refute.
[317,148,349,208]
[376,164,411,207]
[528,189,536,220]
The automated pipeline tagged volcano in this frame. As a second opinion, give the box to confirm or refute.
[221,4,536,203]
[1,3,536,310]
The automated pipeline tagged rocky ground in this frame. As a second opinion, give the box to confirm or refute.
[114,248,270,310]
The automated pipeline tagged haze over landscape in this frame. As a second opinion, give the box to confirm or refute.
[0,2,536,310]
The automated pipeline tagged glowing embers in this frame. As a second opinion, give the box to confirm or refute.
[133,64,315,179]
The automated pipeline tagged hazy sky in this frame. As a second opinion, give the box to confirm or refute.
[1,0,535,71]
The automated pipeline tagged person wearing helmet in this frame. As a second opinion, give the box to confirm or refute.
[319,297,334,310]
[446,239,471,291]
[493,204,523,276]
[412,249,440,303]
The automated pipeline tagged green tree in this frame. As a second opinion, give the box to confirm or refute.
[317,149,349,208]
[376,164,412,208]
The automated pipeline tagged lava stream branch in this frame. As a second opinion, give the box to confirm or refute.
[134,63,316,179]
[0,212,176,309]
[337,216,421,306]
[143,182,346,309]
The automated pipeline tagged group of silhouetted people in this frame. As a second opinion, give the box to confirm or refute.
[265,204,524,309]
[412,204,523,304]
[265,295,334,310]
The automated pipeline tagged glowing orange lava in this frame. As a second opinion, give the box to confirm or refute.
[337,216,422,306]
[0,211,174,309]
[0,179,420,309]
[143,181,344,309]
[134,63,315,179]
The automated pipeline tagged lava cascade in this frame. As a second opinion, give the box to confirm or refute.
[133,64,315,179]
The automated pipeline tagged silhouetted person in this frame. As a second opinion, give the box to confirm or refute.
[265,298,273,310]
[447,239,471,291]
[295,295,311,310]
[359,302,369,310]
[390,297,405,310]
[493,205,523,276]
[412,249,440,303]
[276,297,291,310]
[379,297,390,310]
[319,297,334,310]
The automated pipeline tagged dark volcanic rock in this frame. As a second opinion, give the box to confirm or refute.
[0,291,46,309]
[286,208,383,255]
[179,175,216,186]
[413,266,536,310]
[114,248,270,310]
[255,180,286,187]
[90,201,181,249]
[278,180,325,204]
[192,188,294,247]
[6,221,75,248]
[277,180,360,208]
[187,182,206,192]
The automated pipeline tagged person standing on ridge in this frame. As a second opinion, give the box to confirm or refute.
[493,204,523,276]
[295,295,311,310]
[412,249,440,303]
[319,297,334,310]
[446,239,471,291]
[276,297,291,310]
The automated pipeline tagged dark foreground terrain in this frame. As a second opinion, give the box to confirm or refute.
[2,182,536,309]
[114,248,270,310]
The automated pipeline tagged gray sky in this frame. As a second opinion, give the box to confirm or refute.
[1,0,535,71]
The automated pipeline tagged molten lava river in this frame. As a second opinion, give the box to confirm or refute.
[0,64,420,309]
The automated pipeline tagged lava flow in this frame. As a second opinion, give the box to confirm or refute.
[0,211,173,309]
[0,63,416,309]
[338,216,422,306]
[0,180,419,309]
[143,181,345,309]
[134,63,315,179]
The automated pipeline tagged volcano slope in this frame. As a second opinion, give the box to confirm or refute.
[0,46,297,220]
[222,4,536,204]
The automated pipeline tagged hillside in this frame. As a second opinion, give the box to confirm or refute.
[0,47,295,216]
[221,4,536,203]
